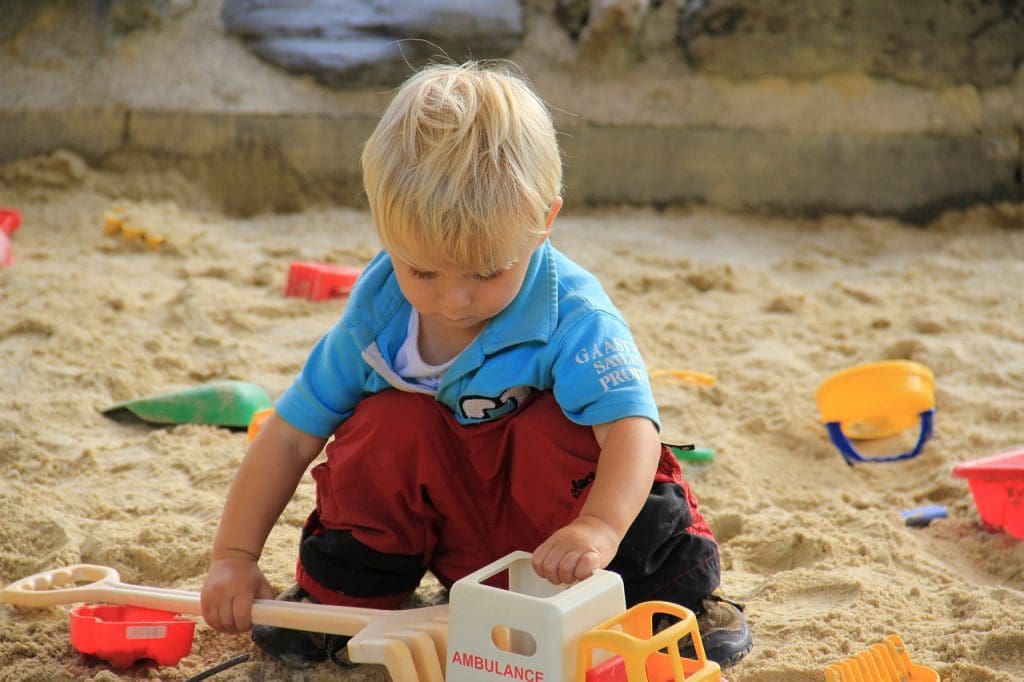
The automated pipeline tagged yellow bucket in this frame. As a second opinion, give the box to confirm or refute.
[816,361,935,465]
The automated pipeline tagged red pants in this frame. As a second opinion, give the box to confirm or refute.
[295,390,719,610]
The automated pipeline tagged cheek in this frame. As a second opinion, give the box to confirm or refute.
[487,275,526,310]
[396,277,430,309]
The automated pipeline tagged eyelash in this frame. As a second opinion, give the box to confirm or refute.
[409,269,504,281]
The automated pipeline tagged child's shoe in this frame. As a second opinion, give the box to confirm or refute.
[250,584,351,668]
[679,592,753,667]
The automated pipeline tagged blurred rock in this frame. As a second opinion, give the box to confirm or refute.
[578,0,650,65]
[101,0,170,33]
[0,1,49,41]
[677,0,1024,87]
[555,0,591,40]
[557,0,670,63]
[221,0,524,88]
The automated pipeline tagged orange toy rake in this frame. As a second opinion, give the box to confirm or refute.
[824,634,938,681]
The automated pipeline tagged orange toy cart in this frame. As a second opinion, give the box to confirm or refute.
[579,601,721,681]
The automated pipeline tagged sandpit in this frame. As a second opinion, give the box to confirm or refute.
[1,151,1022,680]
[1,2,1023,681]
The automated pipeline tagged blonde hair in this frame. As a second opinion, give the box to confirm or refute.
[361,61,563,273]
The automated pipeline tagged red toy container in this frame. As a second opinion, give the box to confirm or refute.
[285,261,362,301]
[69,604,196,668]
[0,208,22,267]
[0,208,20,236]
[952,448,1024,539]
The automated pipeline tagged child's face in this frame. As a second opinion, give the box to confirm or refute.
[392,238,539,337]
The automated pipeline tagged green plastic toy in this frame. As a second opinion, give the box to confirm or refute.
[668,445,716,463]
[102,381,273,428]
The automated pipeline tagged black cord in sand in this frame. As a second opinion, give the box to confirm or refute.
[184,652,251,682]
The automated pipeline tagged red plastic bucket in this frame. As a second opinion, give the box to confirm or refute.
[952,448,1024,539]
[69,604,196,668]
[0,208,20,236]
[0,208,21,267]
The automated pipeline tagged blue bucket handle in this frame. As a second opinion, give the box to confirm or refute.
[826,409,934,466]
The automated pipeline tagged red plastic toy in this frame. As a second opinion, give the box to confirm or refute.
[0,208,21,267]
[285,261,362,301]
[69,604,196,668]
[0,208,20,236]
[953,448,1024,539]
[587,655,631,681]
[0,233,10,267]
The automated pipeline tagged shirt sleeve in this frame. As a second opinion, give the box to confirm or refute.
[551,310,661,430]
[274,318,369,439]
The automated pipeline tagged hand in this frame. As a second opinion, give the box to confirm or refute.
[531,514,621,585]
[200,551,276,633]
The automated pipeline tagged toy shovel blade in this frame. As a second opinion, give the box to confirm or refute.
[102,381,273,428]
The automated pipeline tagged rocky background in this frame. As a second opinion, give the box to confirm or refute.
[214,0,1024,89]
[0,0,1021,222]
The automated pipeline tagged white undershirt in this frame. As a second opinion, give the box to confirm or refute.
[393,309,457,392]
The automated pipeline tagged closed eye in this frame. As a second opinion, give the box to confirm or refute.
[409,268,437,280]
[474,260,519,281]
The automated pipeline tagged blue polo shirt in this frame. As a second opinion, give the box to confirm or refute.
[275,240,660,439]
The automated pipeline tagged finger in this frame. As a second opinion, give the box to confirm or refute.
[573,551,600,582]
[257,581,276,601]
[557,551,583,585]
[531,542,552,577]
[535,543,564,585]
[201,589,225,631]
[233,592,255,632]
[220,597,241,634]
[200,591,215,630]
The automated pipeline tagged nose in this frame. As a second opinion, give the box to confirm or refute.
[439,281,471,311]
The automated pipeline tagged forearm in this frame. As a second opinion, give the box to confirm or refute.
[532,416,662,584]
[581,416,661,539]
[211,413,326,561]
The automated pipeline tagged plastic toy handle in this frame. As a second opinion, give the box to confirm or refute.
[1,564,200,613]
[2,564,124,605]
[827,409,934,466]
[649,369,716,387]
[1,563,436,638]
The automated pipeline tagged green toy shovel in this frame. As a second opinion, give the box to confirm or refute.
[102,381,273,428]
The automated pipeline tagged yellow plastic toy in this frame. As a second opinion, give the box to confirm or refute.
[246,407,274,443]
[578,601,721,681]
[815,361,935,465]
[824,634,938,681]
[104,209,166,249]
[649,370,716,387]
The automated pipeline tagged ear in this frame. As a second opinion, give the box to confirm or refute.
[540,197,563,242]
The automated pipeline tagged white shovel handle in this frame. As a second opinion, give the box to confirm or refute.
[2,564,383,636]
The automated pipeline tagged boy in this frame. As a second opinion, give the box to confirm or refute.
[200,61,752,669]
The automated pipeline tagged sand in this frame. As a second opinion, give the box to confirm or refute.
[1,152,1023,681]
[2,3,1024,681]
